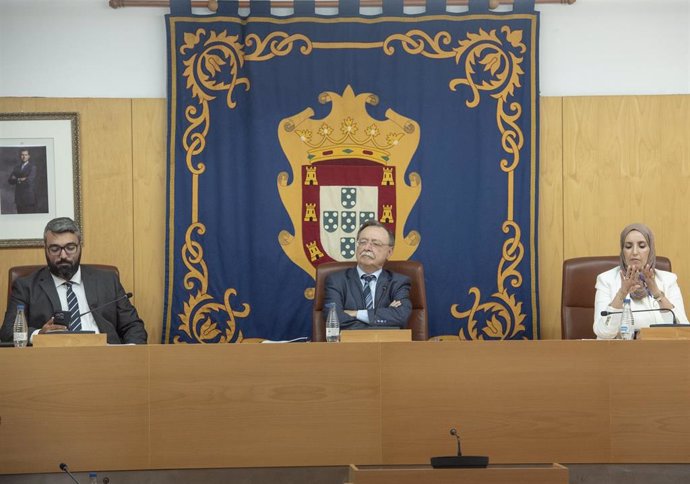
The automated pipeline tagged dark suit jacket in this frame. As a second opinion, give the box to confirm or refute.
[324,267,412,328]
[1,266,147,344]
[7,161,37,210]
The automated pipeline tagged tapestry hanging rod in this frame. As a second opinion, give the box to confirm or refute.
[109,0,576,10]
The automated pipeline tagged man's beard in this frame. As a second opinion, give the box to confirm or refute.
[47,254,80,280]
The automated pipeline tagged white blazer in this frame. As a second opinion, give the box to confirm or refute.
[593,266,689,339]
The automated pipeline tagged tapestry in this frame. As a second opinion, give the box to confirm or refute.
[163,0,540,342]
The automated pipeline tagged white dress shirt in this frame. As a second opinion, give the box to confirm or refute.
[52,267,99,332]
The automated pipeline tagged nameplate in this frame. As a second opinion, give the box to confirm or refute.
[33,333,107,347]
[637,326,690,340]
[341,329,411,343]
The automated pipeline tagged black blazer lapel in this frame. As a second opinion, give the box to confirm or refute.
[81,266,107,330]
[81,267,99,309]
[36,268,62,314]
[375,270,392,308]
[345,267,366,308]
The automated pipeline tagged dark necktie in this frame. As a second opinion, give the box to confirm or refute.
[362,274,376,310]
[64,282,82,331]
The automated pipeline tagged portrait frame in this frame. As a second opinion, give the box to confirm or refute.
[0,112,81,247]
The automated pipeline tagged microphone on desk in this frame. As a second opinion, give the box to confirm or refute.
[59,463,80,484]
[450,427,462,456]
[601,307,678,324]
[53,292,133,327]
[430,427,489,468]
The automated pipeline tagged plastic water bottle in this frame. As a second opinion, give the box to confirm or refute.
[325,302,340,343]
[88,472,98,484]
[620,298,635,340]
[13,304,28,348]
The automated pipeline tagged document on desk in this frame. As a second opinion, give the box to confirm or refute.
[261,337,309,343]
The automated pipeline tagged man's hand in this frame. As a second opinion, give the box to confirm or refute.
[344,310,357,317]
[38,317,68,334]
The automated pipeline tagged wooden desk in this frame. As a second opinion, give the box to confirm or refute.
[637,326,690,340]
[341,329,411,342]
[32,333,107,347]
[348,463,569,484]
[1,341,689,474]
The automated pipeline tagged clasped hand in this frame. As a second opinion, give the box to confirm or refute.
[620,264,658,295]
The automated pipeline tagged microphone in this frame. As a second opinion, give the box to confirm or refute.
[53,292,133,327]
[430,427,489,468]
[59,463,80,484]
[450,427,462,456]
[80,292,133,318]
[601,307,677,324]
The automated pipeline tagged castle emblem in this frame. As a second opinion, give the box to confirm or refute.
[277,86,422,281]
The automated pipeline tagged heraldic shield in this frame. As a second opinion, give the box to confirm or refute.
[277,86,422,286]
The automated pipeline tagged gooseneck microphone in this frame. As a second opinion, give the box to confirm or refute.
[80,292,133,318]
[450,427,462,456]
[59,463,80,484]
[601,307,678,324]
[53,292,133,327]
[430,427,489,468]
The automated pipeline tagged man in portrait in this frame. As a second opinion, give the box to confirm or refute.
[7,148,37,213]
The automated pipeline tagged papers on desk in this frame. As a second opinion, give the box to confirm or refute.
[260,337,309,343]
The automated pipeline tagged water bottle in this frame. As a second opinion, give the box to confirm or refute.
[13,304,28,348]
[88,472,98,484]
[620,298,635,340]
[324,302,340,343]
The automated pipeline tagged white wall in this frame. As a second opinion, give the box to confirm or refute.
[1,0,688,98]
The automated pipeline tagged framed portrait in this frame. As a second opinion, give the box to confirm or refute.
[0,112,81,247]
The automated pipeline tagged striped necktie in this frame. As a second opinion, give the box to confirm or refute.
[362,274,376,310]
[64,282,82,331]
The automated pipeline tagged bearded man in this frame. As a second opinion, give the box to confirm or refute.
[0,217,147,344]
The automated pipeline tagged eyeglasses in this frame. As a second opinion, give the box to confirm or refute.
[46,243,79,255]
[356,239,390,249]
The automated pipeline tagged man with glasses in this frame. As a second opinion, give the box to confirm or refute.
[0,217,147,344]
[324,219,412,330]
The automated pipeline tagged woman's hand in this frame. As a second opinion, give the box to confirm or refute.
[620,265,643,295]
[641,264,661,296]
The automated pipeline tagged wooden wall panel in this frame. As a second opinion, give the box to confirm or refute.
[132,99,167,344]
[538,97,563,340]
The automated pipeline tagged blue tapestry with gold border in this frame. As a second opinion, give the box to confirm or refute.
[163,0,540,343]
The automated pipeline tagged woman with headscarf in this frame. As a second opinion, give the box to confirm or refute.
[593,223,688,339]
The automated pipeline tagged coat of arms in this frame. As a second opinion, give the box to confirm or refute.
[277,86,422,288]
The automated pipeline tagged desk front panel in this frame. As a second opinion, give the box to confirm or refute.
[0,346,149,474]
[148,343,382,468]
[381,341,611,463]
[608,341,690,462]
[1,340,689,474]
